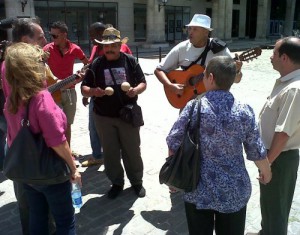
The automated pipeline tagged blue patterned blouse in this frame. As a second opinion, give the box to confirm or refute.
[166,90,267,213]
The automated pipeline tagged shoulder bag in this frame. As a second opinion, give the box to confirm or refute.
[3,99,71,185]
[159,98,201,192]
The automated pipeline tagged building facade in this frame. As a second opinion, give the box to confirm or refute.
[0,0,299,47]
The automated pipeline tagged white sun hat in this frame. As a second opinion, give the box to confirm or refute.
[186,14,213,31]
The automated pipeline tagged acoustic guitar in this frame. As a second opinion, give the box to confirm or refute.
[47,74,79,103]
[164,47,262,109]
[47,64,89,103]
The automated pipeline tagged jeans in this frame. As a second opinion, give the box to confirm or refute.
[5,145,56,235]
[24,181,75,235]
[89,99,102,159]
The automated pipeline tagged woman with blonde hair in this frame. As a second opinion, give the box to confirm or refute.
[4,42,81,235]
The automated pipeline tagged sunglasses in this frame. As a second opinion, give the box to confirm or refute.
[50,34,59,39]
[102,35,120,40]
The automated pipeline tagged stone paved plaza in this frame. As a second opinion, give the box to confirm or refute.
[1,47,300,235]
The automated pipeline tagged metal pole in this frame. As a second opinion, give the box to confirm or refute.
[159,47,162,62]
[136,46,139,62]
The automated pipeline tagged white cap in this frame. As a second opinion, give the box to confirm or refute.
[186,14,213,31]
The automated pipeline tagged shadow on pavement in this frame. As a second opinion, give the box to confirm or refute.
[0,201,22,234]
[76,164,138,234]
[141,192,188,235]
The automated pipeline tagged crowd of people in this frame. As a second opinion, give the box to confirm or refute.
[0,13,300,235]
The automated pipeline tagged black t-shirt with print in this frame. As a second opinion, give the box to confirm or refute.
[82,52,146,117]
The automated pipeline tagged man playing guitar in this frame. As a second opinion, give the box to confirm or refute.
[44,21,88,155]
[154,14,243,108]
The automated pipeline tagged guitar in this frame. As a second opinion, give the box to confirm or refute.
[164,47,262,109]
[47,64,89,103]
[47,74,79,103]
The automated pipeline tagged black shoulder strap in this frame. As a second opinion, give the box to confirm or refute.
[186,39,211,70]
[87,56,103,87]
[123,53,139,85]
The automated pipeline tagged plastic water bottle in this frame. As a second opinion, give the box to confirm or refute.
[71,182,82,214]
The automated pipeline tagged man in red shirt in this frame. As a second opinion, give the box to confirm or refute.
[43,21,88,151]
[88,22,106,63]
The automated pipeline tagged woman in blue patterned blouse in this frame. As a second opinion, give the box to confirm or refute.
[166,56,272,235]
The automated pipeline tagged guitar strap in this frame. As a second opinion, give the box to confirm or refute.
[185,38,211,70]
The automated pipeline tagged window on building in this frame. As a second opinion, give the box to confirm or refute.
[34,1,118,53]
[134,4,146,41]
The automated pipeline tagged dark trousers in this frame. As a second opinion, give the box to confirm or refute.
[13,182,30,235]
[94,114,143,186]
[0,115,6,171]
[260,149,299,235]
[184,202,246,235]
[14,182,57,235]
[24,181,75,235]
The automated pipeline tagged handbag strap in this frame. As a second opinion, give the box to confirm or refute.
[187,98,200,129]
[21,98,32,127]
[185,98,201,149]
[195,98,201,145]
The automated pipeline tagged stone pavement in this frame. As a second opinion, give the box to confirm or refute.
[1,45,300,235]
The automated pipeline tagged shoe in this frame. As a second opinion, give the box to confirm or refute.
[107,184,123,199]
[132,184,146,198]
[81,158,104,167]
[246,233,260,235]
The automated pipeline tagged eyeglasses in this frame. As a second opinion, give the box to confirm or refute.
[102,35,120,40]
[50,34,59,39]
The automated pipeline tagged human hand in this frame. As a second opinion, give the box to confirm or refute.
[82,97,89,106]
[168,83,185,96]
[235,54,243,70]
[74,71,84,84]
[168,149,174,157]
[257,170,272,185]
[126,87,138,98]
[71,169,82,187]
[93,87,106,97]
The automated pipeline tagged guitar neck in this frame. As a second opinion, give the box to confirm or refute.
[48,74,78,93]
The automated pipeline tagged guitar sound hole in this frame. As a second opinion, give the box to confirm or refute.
[177,94,181,98]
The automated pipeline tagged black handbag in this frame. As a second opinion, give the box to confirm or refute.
[119,103,144,127]
[3,99,71,185]
[159,98,201,192]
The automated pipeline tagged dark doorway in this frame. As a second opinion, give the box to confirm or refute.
[232,10,240,38]
[246,0,258,38]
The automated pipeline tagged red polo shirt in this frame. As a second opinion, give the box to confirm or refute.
[43,40,86,80]
[88,45,104,63]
